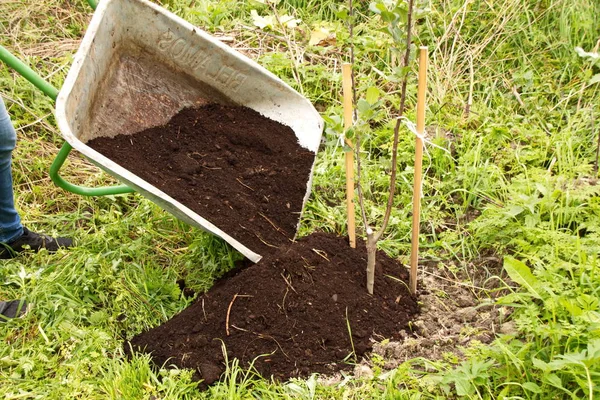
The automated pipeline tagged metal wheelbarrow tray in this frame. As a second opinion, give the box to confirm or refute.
[55,0,324,262]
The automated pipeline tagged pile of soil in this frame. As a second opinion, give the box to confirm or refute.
[88,104,315,255]
[129,233,419,384]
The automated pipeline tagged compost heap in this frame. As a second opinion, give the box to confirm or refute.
[88,103,315,255]
[129,232,418,384]
[89,104,418,384]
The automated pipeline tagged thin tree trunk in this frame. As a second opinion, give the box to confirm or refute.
[366,231,377,294]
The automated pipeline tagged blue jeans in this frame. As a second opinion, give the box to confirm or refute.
[0,96,23,243]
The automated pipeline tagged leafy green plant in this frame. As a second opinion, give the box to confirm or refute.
[346,0,418,294]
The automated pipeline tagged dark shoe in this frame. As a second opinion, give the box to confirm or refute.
[0,299,28,321]
[0,227,73,259]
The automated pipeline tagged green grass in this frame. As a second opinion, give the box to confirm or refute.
[1,0,600,398]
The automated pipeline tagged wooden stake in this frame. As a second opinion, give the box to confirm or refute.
[410,47,428,295]
[342,63,356,248]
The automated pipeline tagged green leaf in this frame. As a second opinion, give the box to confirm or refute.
[335,9,349,20]
[546,358,572,370]
[560,298,583,316]
[503,257,542,299]
[366,86,380,105]
[523,382,542,393]
[577,294,599,311]
[357,98,372,114]
[368,2,385,14]
[535,182,549,196]
[454,377,474,396]
[380,10,396,23]
[532,357,549,371]
[496,291,531,305]
[545,373,564,388]
[505,205,524,217]
[587,338,600,359]
[345,127,355,141]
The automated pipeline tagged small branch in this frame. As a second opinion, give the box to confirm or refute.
[236,177,255,191]
[366,232,376,294]
[465,52,474,118]
[511,86,525,108]
[355,133,370,232]
[374,0,416,243]
[226,294,252,336]
[312,248,330,261]
[259,212,289,236]
[280,272,297,293]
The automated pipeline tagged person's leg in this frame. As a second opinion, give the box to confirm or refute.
[0,96,23,244]
[0,96,73,258]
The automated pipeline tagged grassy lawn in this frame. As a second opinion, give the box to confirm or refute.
[1,0,599,398]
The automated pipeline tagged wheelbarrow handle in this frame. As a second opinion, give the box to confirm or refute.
[0,45,59,101]
[0,44,134,196]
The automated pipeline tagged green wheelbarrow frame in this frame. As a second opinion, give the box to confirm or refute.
[0,0,134,197]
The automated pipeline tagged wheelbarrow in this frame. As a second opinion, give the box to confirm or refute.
[0,0,323,262]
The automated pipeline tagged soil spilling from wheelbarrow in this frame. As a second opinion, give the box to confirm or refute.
[87,103,315,255]
[128,233,419,385]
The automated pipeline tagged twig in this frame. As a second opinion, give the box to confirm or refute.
[280,287,290,318]
[280,272,297,293]
[238,223,279,247]
[312,248,330,261]
[511,86,525,108]
[357,0,416,242]
[258,212,289,236]
[236,177,255,191]
[255,232,280,248]
[377,0,417,239]
[226,294,252,336]
[465,52,474,117]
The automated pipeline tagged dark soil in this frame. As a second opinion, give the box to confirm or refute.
[88,104,315,255]
[129,232,418,385]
